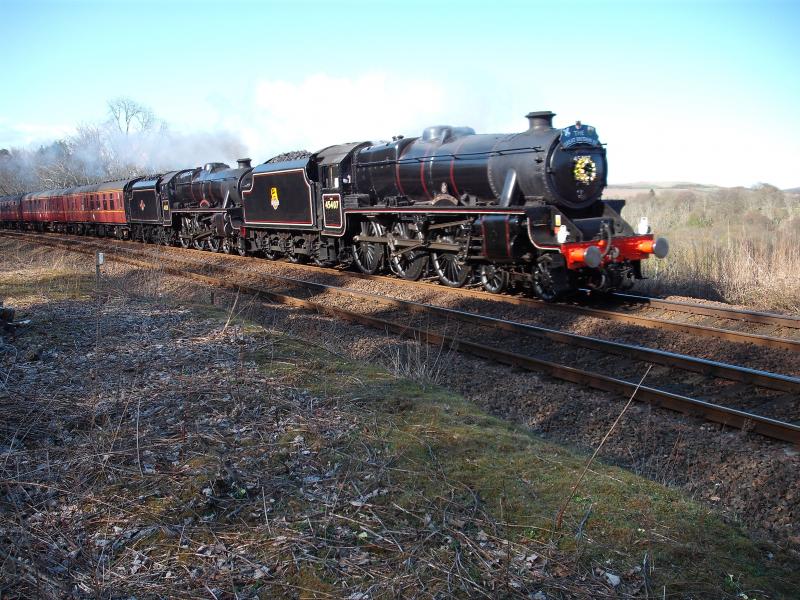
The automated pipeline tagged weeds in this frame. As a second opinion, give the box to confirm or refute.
[378,333,456,387]
[622,185,800,311]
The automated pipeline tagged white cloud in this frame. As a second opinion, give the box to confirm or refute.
[5,75,798,189]
[228,72,455,159]
[0,119,73,149]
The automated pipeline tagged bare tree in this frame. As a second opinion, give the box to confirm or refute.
[0,96,243,195]
[107,97,156,135]
[0,148,39,194]
[33,140,88,189]
[0,150,14,194]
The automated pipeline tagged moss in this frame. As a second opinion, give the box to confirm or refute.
[243,329,798,597]
[290,567,338,599]
[0,269,94,302]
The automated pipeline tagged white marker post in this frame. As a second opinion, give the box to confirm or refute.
[95,251,104,288]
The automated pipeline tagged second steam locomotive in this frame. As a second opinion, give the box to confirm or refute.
[0,110,668,300]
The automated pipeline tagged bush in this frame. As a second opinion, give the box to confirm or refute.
[622,186,800,311]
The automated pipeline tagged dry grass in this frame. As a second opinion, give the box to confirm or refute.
[621,185,800,311]
[378,334,457,387]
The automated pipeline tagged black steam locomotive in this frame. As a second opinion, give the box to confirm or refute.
[1,111,667,300]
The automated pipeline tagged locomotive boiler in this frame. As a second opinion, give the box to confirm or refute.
[353,111,606,210]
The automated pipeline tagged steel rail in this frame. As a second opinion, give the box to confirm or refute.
[116,254,800,445]
[6,231,800,390]
[606,291,800,329]
[5,230,800,352]
[7,232,800,445]
[98,242,800,394]
[527,301,800,352]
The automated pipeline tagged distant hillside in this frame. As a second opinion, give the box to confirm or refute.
[607,181,720,189]
[606,182,800,199]
[605,182,800,200]
[604,182,722,200]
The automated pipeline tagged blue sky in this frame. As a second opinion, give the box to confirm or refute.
[1,0,798,187]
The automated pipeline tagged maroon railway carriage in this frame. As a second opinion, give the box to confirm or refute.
[0,194,22,227]
[16,180,128,236]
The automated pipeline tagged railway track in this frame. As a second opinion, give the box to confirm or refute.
[212,245,800,350]
[193,238,800,349]
[4,230,799,445]
[606,291,800,329]
[7,230,798,350]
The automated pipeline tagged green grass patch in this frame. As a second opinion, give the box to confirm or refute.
[247,330,797,598]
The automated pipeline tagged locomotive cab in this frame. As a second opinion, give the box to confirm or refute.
[313,142,370,236]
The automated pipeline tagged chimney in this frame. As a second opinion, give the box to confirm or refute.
[525,111,555,130]
[237,158,252,169]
